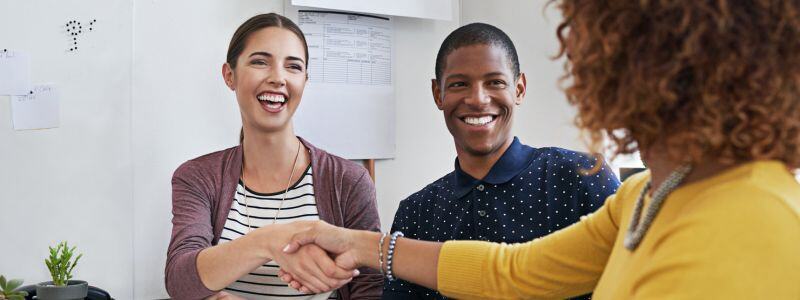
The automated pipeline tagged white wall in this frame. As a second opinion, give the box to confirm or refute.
[0,1,134,299]
[0,1,627,298]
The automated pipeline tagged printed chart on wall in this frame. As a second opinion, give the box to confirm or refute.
[286,5,395,159]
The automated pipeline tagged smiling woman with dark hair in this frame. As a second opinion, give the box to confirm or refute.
[164,13,382,300]
[276,1,800,299]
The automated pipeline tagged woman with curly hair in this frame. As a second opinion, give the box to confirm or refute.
[277,1,800,299]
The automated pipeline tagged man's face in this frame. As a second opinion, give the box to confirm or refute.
[432,44,526,157]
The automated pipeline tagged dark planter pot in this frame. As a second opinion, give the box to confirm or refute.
[35,280,88,300]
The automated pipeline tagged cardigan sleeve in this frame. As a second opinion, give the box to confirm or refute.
[437,192,621,299]
[341,169,384,299]
[165,161,217,300]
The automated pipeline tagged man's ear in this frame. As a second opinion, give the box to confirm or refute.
[515,73,527,105]
[432,79,444,110]
[222,63,235,91]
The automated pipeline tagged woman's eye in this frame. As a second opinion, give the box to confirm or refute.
[288,64,303,71]
[251,59,267,65]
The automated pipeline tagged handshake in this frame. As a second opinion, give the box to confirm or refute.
[268,220,379,294]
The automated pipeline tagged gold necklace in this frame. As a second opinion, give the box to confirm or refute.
[241,139,303,231]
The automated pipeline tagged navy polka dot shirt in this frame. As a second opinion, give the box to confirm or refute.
[383,137,620,299]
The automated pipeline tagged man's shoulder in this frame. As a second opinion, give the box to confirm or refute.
[534,146,597,168]
[398,172,456,207]
[527,146,618,188]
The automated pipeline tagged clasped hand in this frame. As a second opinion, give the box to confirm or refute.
[277,220,365,294]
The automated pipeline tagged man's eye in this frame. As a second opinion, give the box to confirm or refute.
[448,82,466,88]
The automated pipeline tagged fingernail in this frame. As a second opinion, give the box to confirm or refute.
[353,269,360,276]
[283,244,291,252]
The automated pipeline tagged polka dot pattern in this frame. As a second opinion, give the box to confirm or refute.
[383,139,620,299]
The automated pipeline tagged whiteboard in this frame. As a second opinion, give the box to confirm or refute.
[286,5,396,159]
[292,0,453,21]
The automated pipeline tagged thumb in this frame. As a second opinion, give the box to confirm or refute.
[334,252,359,270]
[282,230,317,254]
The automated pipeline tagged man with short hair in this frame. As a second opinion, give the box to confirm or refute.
[382,23,619,299]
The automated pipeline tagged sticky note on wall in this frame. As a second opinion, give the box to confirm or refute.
[0,50,32,96]
[11,84,60,130]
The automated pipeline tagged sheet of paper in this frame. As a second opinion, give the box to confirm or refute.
[288,9,396,159]
[300,10,392,86]
[292,0,453,20]
[0,50,32,96]
[11,84,60,130]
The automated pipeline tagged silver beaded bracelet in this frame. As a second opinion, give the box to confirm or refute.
[385,231,404,281]
[378,232,389,275]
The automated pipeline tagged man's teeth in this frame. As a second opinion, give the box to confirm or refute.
[464,116,494,126]
[257,94,286,103]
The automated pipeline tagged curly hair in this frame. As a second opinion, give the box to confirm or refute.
[552,0,800,169]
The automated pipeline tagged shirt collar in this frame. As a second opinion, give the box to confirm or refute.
[452,137,536,198]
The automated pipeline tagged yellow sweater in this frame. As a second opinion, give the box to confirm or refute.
[438,161,800,299]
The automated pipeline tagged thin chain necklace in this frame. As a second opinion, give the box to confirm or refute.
[240,139,303,231]
[624,165,692,250]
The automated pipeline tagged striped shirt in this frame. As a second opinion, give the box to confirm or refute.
[219,165,337,300]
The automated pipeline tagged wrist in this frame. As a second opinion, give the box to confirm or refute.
[248,224,285,260]
[354,230,382,269]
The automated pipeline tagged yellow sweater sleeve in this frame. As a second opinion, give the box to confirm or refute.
[437,192,622,299]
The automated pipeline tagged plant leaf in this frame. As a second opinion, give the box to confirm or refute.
[5,280,22,292]
[0,275,6,288]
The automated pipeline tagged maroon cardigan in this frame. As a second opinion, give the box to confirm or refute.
[165,138,382,299]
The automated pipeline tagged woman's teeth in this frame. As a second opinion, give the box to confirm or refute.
[257,94,286,103]
[464,116,494,126]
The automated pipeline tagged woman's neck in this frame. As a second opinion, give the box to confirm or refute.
[641,149,738,195]
[241,127,309,189]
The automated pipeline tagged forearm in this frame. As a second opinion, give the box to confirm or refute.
[197,231,272,291]
[353,231,443,291]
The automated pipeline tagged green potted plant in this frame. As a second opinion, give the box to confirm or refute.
[0,275,28,300]
[35,241,88,300]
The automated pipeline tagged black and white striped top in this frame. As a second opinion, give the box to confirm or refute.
[219,165,337,300]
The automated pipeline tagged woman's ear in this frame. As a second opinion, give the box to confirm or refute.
[222,63,235,91]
